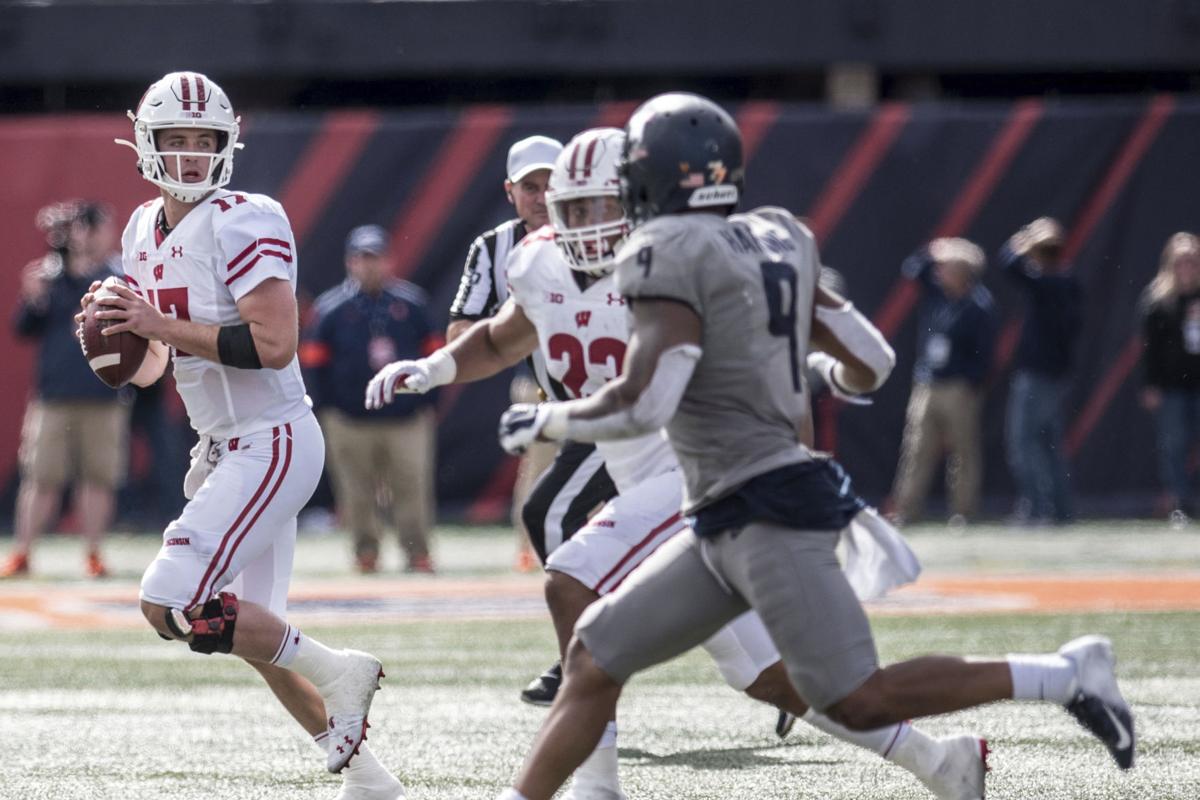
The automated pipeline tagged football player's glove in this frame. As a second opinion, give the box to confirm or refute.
[365,359,431,409]
[807,352,872,406]
[498,402,552,455]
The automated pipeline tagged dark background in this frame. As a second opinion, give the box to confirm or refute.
[2,0,1198,523]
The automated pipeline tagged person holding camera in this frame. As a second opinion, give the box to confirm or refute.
[998,217,1082,525]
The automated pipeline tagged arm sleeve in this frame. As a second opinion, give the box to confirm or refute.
[614,223,706,315]
[448,234,497,320]
[216,207,297,302]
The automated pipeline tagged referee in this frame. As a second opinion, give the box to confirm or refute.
[447,134,617,705]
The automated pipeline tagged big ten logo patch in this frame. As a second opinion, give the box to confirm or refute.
[547,292,564,304]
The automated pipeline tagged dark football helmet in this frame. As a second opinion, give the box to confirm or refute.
[619,92,744,227]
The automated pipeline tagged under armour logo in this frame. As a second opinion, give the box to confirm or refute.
[153,264,164,281]
[343,736,354,745]
[575,311,592,328]
[606,293,625,306]
[171,246,184,258]
[293,634,300,645]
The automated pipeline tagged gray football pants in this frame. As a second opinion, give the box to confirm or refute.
[576,523,879,711]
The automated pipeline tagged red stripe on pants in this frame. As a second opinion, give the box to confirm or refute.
[187,427,282,610]
[594,513,684,595]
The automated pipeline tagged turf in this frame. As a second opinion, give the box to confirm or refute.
[0,524,1197,799]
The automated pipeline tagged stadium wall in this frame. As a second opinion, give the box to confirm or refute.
[1,97,1193,519]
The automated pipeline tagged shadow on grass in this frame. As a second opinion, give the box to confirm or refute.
[620,743,842,770]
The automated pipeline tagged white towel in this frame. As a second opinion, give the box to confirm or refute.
[839,506,921,601]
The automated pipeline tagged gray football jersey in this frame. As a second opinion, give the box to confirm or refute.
[615,206,819,514]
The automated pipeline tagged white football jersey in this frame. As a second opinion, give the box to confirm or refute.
[507,226,678,493]
[121,189,310,438]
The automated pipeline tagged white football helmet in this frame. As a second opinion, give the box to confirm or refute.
[546,127,628,276]
[115,72,242,203]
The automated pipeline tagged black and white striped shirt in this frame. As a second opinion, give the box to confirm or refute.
[447,217,564,397]
[449,218,528,321]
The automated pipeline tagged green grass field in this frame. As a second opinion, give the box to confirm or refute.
[1,523,1197,799]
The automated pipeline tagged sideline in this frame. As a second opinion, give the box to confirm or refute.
[1,572,1198,631]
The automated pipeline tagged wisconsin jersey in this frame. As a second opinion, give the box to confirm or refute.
[121,189,310,438]
[614,207,819,514]
[507,227,677,493]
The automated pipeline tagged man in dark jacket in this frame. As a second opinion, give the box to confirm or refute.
[999,218,1082,525]
[302,225,442,573]
[891,238,996,525]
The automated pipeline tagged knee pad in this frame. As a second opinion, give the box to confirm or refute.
[162,592,239,654]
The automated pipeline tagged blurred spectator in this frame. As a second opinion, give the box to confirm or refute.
[1138,231,1200,526]
[301,225,441,573]
[890,238,996,526]
[2,200,128,579]
[119,380,189,530]
[999,217,1082,525]
[447,134,616,580]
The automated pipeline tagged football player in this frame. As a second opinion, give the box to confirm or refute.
[368,127,973,800]
[447,134,619,705]
[491,93,1136,800]
[79,72,404,800]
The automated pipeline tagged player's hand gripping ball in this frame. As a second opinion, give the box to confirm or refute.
[78,276,149,388]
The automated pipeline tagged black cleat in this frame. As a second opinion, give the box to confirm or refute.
[1059,635,1136,769]
[1066,694,1135,769]
[775,710,796,739]
[520,661,562,706]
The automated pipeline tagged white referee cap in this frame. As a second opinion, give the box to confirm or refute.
[507,135,563,183]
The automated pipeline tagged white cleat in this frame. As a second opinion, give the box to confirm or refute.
[562,787,628,800]
[917,735,989,800]
[323,650,385,773]
[1058,635,1135,769]
[333,766,406,800]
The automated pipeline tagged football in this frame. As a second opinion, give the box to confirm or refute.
[79,276,149,389]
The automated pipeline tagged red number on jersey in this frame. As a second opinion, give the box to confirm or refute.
[151,285,192,357]
[547,333,627,398]
[210,194,247,213]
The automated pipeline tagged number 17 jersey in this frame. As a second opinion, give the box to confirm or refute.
[614,207,820,515]
[120,190,310,439]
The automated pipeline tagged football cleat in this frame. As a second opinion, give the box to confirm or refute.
[917,735,989,800]
[561,787,627,800]
[520,662,562,706]
[323,650,385,773]
[1058,635,1135,769]
[775,710,796,739]
[333,761,406,800]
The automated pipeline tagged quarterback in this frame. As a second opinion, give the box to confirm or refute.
[81,72,404,800]
[368,127,976,800]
